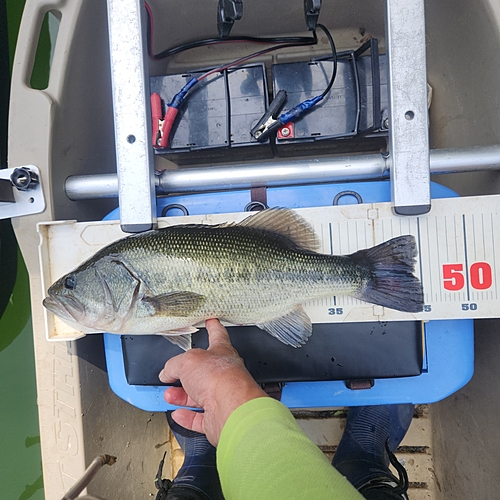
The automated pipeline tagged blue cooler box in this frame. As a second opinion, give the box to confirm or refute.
[103,180,473,410]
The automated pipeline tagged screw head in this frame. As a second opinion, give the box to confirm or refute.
[280,127,290,137]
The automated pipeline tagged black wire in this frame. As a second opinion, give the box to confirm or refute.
[154,35,318,60]
[315,24,337,99]
[145,2,317,61]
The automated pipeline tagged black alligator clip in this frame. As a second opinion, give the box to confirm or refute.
[250,89,287,142]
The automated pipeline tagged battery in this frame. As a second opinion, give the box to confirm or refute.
[150,63,271,165]
[272,40,389,157]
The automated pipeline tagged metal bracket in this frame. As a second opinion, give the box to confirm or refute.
[304,0,322,31]
[218,0,243,38]
[106,0,157,233]
[385,0,431,215]
[0,166,45,220]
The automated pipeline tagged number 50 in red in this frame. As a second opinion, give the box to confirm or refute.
[443,262,493,291]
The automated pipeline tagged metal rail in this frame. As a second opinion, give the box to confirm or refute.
[385,0,431,215]
[107,0,157,232]
[65,145,500,200]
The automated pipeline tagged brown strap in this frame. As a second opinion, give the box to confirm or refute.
[249,186,268,211]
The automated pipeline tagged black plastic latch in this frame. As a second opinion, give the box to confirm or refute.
[304,0,322,31]
[218,0,243,38]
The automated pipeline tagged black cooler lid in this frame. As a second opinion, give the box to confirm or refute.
[121,321,423,386]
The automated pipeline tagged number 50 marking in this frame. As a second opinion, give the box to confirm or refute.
[443,262,493,291]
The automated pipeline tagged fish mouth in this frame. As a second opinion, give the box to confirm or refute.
[43,293,85,322]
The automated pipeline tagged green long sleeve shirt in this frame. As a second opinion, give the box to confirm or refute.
[217,397,363,500]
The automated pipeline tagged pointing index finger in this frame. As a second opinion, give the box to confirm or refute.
[206,318,231,349]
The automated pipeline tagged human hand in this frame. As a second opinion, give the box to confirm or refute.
[159,318,268,446]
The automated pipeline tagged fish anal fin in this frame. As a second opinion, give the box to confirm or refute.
[256,306,312,348]
[142,292,205,317]
[238,208,320,252]
[162,327,198,351]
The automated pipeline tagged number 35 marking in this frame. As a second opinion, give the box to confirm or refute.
[328,308,344,315]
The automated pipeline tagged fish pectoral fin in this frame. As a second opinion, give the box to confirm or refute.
[256,306,312,348]
[162,329,198,351]
[142,292,206,317]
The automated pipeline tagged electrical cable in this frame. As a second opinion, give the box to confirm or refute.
[315,23,337,98]
[146,4,337,147]
[196,38,317,81]
[145,2,317,61]
[153,39,318,147]
[251,23,338,141]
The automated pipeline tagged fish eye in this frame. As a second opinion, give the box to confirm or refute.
[64,274,76,290]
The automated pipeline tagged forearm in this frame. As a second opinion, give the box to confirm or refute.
[217,398,363,500]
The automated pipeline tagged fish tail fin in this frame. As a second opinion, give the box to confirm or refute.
[351,235,424,313]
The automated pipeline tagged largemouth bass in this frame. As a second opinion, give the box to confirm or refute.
[43,208,423,349]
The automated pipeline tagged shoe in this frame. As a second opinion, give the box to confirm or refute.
[155,412,224,500]
[332,404,413,499]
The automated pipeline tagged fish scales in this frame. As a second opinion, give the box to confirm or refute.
[111,225,361,323]
[43,209,423,349]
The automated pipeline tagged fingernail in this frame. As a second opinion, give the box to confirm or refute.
[158,369,165,381]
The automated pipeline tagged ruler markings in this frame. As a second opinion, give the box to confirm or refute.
[329,222,333,255]
[444,215,449,262]
[462,214,471,302]
[453,214,458,262]
[416,217,425,303]
[435,215,443,303]
[347,220,351,251]
[481,212,486,260]
[308,200,496,318]
[329,222,335,306]
[425,217,434,300]
[491,212,498,300]
[481,213,485,261]
[472,213,477,261]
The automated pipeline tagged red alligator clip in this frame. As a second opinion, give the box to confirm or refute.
[151,93,180,149]
[151,93,163,148]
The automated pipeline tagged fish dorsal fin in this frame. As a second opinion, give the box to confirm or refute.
[238,208,320,252]
[256,306,312,348]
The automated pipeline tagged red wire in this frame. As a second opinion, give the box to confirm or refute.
[144,2,159,61]
[197,43,302,81]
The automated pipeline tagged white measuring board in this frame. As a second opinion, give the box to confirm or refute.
[38,194,500,341]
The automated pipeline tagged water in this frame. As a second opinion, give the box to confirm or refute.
[0,253,44,499]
